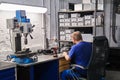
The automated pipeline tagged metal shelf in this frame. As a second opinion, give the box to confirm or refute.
[59,40,72,42]
[59,25,102,28]
[58,10,104,13]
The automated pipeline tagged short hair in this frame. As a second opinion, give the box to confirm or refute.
[71,31,83,41]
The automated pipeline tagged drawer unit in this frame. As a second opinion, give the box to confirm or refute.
[59,58,70,72]
[0,68,15,80]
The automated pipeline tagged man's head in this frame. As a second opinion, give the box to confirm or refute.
[71,31,83,43]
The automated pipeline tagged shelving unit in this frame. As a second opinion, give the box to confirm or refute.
[58,9,104,52]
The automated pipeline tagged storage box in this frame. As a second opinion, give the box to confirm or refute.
[71,22,78,26]
[83,4,92,10]
[64,19,71,22]
[64,23,71,26]
[60,36,66,40]
[78,22,84,26]
[71,13,81,18]
[60,31,65,35]
[85,20,91,25]
[84,15,92,20]
[81,34,93,42]
[59,14,69,18]
[98,0,103,4]
[66,34,71,40]
[98,4,103,10]
[71,18,77,22]
[65,29,74,33]
[77,17,84,22]
[82,0,91,4]
[59,23,64,26]
[59,19,65,22]
[91,3,104,10]
[74,4,83,11]
[91,18,95,26]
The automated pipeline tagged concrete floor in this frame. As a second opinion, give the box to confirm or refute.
[106,71,120,80]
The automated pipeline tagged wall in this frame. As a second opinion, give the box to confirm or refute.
[0,0,46,53]
[0,0,82,53]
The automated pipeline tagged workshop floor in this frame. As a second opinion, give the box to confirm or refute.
[106,71,120,80]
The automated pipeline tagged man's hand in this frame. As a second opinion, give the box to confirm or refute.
[62,52,70,61]
[62,52,68,56]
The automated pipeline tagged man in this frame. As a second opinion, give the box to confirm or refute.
[61,31,92,80]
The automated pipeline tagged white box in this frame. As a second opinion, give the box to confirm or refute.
[71,22,78,26]
[64,23,71,26]
[71,13,81,18]
[82,0,91,4]
[84,15,92,20]
[98,0,103,4]
[59,14,68,18]
[91,3,103,10]
[74,4,83,11]
[91,0,95,3]
[66,37,71,41]
[66,34,71,40]
[81,34,93,42]
[77,17,84,22]
[71,18,77,22]
[96,15,102,25]
[85,20,91,25]
[60,31,65,35]
[78,22,84,26]
[83,4,92,10]
[59,19,65,22]
[59,23,64,26]
[65,29,74,33]
[59,14,64,18]
[64,19,71,22]
[91,18,95,26]
[98,4,103,10]
[60,36,66,40]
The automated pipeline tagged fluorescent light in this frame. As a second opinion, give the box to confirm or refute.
[0,3,47,13]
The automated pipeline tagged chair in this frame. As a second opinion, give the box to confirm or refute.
[69,36,109,80]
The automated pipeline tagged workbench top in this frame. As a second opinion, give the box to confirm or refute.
[0,62,16,70]
[16,54,64,67]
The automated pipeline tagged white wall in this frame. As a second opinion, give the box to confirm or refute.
[0,10,45,53]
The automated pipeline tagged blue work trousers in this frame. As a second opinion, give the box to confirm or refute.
[60,68,86,80]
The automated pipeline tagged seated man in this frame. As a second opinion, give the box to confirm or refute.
[61,31,92,80]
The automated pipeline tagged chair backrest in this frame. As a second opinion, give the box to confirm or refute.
[87,36,109,80]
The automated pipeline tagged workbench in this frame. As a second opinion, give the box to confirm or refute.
[0,62,16,80]
[0,54,70,80]
[16,54,70,80]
